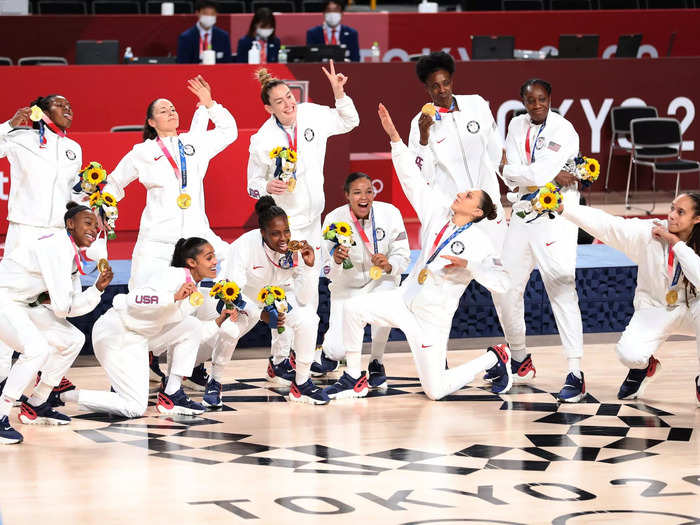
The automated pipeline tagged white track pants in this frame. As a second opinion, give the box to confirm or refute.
[476,209,510,338]
[322,279,396,362]
[343,289,497,400]
[78,309,201,418]
[498,213,583,360]
[0,223,67,382]
[0,299,84,400]
[616,302,700,370]
[212,304,318,381]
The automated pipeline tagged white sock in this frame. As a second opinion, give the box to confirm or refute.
[28,382,53,406]
[511,347,527,363]
[568,358,582,378]
[295,362,311,385]
[165,375,182,395]
[482,350,499,370]
[313,347,322,363]
[370,347,384,363]
[0,395,13,418]
[272,355,285,366]
[61,389,80,404]
[345,352,362,380]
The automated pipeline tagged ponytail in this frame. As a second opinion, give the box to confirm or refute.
[143,98,160,141]
[171,237,209,267]
[255,195,287,230]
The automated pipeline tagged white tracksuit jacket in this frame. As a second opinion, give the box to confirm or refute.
[0,121,82,229]
[408,94,504,214]
[563,204,700,369]
[0,232,103,318]
[102,102,237,252]
[246,97,360,231]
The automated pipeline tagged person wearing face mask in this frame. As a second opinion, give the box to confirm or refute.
[201,197,330,407]
[236,8,280,64]
[57,238,215,419]
[0,203,113,445]
[311,172,410,390]
[101,75,237,291]
[177,0,232,64]
[306,0,360,63]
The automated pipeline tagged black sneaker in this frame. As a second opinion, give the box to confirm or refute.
[183,363,209,392]
[367,359,387,390]
[310,350,340,377]
[47,376,76,407]
[149,351,166,382]
[617,356,661,400]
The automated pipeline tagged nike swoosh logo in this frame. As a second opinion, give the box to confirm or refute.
[252,265,264,270]
[315,246,320,250]
[421,344,432,349]
[497,220,502,224]
[546,241,557,246]
[437,138,446,143]
[154,155,164,161]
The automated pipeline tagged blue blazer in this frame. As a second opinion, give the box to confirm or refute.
[235,35,281,63]
[306,24,360,62]
[177,25,232,64]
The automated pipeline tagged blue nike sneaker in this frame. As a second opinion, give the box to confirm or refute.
[19,401,71,425]
[323,371,369,400]
[485,344,513,394]
[310,350,340,377]
[367,359,387,390]
[266,357,295,386]
[157,387,205,415]
[617,356,660,400]
[183,363,209,392]
[289,378,330,405]
[202,378,223,409]
[558,372,586,403]
[0,415,23,445]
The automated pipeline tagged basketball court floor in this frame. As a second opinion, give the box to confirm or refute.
[2,333,699,525]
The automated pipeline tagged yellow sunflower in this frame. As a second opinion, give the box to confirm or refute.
[222,282,240,301]
[269,146,283,159]
[545,182,558,193]
[538,191,559,211]
[585,157,600,180]
[101,192,117,207]
[270,286,285,300]
[83,164,106,185]
[287,149,298,163]
[257,288,269,303]
[89,192,102,207]
[209,281,224,297]
[335,221,352,237]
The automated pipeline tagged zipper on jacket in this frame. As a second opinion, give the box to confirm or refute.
[450,115,474,188]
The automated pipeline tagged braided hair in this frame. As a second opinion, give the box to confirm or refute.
[28,94,61,130]
[171,237,209,267]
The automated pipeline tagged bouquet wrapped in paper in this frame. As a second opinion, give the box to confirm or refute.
[563,155,600,188]
[514,183,563,220]
[73,162,119,239]
[257,285,292,334]
[322,221,356,269]
[210,280,247,314]
[269,146,297,192]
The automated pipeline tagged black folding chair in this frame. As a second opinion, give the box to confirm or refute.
[217,0,246,11]
[550,0,591,8]
[37,0,87,13]
[250,0,294,11]
[605,105,657,191]
[92,0,141,13]
[18,56,68,65]
[501,0,543,9]
[627,117,700,212]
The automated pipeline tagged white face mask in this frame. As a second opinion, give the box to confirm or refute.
[324,12,342,27]
[199,15,216,29]
[256,27,274,39]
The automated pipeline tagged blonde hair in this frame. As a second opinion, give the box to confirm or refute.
[256,67,286,105]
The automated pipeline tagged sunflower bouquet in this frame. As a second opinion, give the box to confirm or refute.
[322,221,356,269]
[270,146,298,192]
[563,155,600,188]
[209,279,247,314]
[257,285,292,334]
[73,162,119,239]
[514,183,563,220]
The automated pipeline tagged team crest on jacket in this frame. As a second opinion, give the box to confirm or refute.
[375,227,386,241]
[535,136,546,150]
[304,128,315,142]
[450,240,465,255]
[466,120,480,134]
[65,149,76,160]
[183,144,195,156]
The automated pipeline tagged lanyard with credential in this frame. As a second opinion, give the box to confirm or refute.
[263,240,298,269]
[524,122,546,164]
[275,117,297,151]
[156,137,188,192]
[435,98,456,121]
[349,206,378,258]
[67,233,87,276]
[668,249,683,287]
[38,114,66,148]
[424,221,472,266]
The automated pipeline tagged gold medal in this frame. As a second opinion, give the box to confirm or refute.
[527,186,538,192]
[287,178,296,192]
[288,240,303,251]
[97,258,110,273]
[369,265,383,280]
[418,268,429,285]
[29,105,44,122]
[189,291,204,307]
[666,289,678,306]
[177,193,191,209]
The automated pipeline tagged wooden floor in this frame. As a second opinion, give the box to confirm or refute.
[2,338,699,525]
